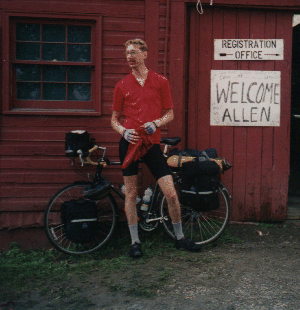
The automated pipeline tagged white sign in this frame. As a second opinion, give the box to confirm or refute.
[210,70,281,127]
[214,39,284,60]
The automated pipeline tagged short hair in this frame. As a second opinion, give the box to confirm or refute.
[125,39,148,52]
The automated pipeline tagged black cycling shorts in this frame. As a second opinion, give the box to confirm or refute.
[119,137,172,180]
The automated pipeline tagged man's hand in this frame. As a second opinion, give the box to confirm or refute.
[123,129,140,144]
[144,122,158,135]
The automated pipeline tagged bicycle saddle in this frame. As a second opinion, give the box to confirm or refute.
[160,137,181,146]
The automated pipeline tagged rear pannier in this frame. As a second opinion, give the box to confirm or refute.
[180,159,221,212]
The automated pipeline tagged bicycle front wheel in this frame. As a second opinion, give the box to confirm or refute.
[160,186,230,245]
[44,181,118,255]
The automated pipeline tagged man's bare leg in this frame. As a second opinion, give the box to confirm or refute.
[158,175,184,240]
[124,175,141,247]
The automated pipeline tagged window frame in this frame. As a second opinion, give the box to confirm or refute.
[2,11,102,116]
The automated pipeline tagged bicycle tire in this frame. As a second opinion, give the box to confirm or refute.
[44,181,118,255]
[160,185,230,245]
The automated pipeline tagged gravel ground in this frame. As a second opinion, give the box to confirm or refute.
[2,222,300,310]
[88,227,300,310]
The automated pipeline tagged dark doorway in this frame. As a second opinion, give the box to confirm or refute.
[288,21,300,219]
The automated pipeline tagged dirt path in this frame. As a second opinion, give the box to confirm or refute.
[2,222,300,310]
[87,235,300,309]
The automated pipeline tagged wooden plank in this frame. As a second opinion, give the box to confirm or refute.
[184,0,300,9]
[145,0,159,73]
[243,9,265,221]
[0,0,145,17]
[259,10,276,221]
[197,7,213,151]
[168,1,186,147]
[230,8,250,222]
[218,8,236,206]
[103,17,145,32]
[0,115,115,127]
[187,8,198,150]
[0,143,120,157]
[0,169,123,183]
[272,10,293,221]
[0,128,119,142]
[0,198,50,212]
[210,7,224,157]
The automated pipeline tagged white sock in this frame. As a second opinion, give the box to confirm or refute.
[172,221,184,240]
[129,223,140,245]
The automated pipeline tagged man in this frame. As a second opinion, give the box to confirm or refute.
[111,39,201,257]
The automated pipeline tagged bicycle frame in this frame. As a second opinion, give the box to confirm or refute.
[45,136,232,255]
[87,143,175,227]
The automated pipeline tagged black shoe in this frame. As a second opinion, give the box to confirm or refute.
[128,242,143,258]
[175,237,202,252]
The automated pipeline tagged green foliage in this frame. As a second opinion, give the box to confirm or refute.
[0,225,229,307]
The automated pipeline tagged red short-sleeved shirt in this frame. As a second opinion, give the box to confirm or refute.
[112,69,174,143]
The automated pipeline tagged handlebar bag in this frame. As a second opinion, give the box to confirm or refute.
[65,130,93,157]
[61,198,98,244]
[180,160,220,212]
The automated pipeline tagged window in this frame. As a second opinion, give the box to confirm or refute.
[3,13,102,115]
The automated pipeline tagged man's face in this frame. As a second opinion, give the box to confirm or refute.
[125,44,147,69]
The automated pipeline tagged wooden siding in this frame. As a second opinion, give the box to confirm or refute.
[186,6,292,221]
[0,0,298,233]
[0,0,149,229]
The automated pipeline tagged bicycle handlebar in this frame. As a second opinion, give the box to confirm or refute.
[78,138,180,167]
[77,145,107,166]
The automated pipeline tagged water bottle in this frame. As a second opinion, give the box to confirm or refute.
[119,184,141,205]
[140,186,153,212]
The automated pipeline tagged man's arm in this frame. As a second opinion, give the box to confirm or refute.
[111,111,140,144]
[153,109,174,128]
[111,111,125,136]
[143,109,174,134]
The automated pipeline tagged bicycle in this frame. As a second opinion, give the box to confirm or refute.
[44,136,231,255]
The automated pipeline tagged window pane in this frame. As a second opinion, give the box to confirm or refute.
[68,26,91,43]
[16,23,40,41]
[42,43,66,61]
[68,44,91,62]
[17,82,41,100]
[16,42,40,60]
[16,64,41,81]
[43,65,66,82]
[68,84,91,101]
[68,66,91,82]
[42,24,66,43]
[43,83,66,100]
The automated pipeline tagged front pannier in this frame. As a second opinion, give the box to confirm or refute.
[61,198,98,244]
[65,130,94,157]
[180,160,221,212]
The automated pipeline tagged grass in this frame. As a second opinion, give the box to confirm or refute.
[0,223,239,309]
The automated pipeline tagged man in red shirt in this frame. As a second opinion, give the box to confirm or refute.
[111,39,201,257]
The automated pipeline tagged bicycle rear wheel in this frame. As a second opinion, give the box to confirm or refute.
[44,181,118,255]
[160,185,230,245]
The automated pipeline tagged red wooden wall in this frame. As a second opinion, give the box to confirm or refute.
[0,0,150,230]
[0,0,298,240]
[168,2,293,222]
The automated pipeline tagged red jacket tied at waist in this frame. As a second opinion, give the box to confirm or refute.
[122,127,155,169]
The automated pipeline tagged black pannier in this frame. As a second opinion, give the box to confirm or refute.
[180,160,220,212]
[65,130,94,157]
[61,198,98,244]
[169,147,218,159]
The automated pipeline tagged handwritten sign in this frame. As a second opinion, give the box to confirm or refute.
[214,39,284,60]
[210,70,281,127]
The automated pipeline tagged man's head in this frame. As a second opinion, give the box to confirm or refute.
[125,39,148,52]
[125,39,148,69]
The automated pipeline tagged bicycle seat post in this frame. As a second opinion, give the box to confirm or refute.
[163,144,171,156]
